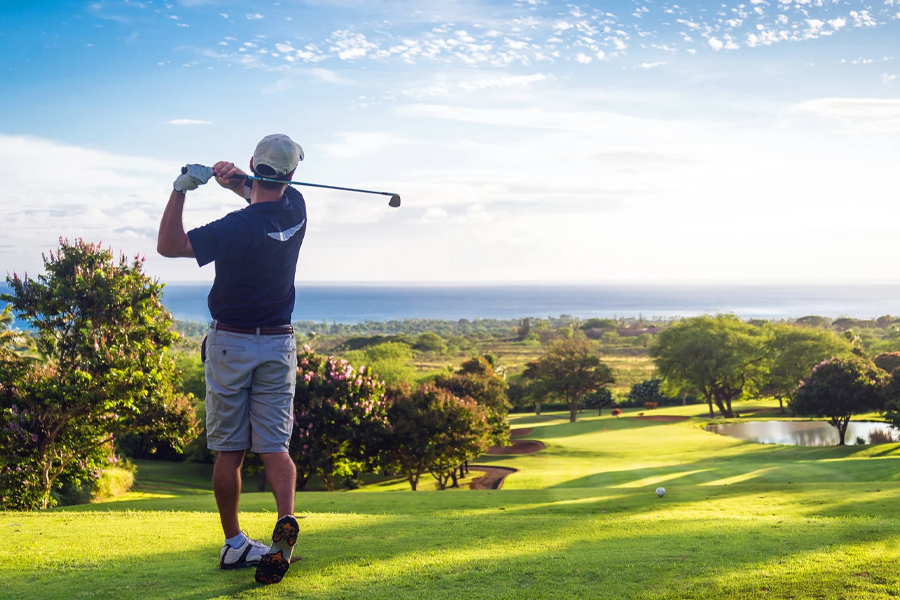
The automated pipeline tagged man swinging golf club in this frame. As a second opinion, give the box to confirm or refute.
[157,134,306,585]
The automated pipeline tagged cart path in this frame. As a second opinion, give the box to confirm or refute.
[468,466,519,490]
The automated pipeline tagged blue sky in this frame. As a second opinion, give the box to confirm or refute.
[1,0,899,283]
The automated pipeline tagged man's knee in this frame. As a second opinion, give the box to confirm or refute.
[215,449,246,469]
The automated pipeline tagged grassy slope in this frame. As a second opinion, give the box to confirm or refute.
[4,403,900,599]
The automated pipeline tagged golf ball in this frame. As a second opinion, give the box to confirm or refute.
[656,487,666,497]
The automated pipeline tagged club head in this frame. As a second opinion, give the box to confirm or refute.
[388,194,401,208]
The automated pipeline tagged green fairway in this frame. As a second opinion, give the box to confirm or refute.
[4,402,900,599]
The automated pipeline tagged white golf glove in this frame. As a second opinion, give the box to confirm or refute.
[174,164,215,193]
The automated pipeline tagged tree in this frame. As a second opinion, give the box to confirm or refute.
[384,385,489,491]
[883,368,900,431]
[582,318,617,331]
[291,348,388,491]
[627,379,673,408]
[0,305,29,359]
[650,315,766,418]
[516,318,532,341]
[791,358,884,445]
[413,332,447,354]
[522,336,615,422]
[432,356,511,446]
[584,388,615,415]
[0,239,197,510]
[761,324,856,414]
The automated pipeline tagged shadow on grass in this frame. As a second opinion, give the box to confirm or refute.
[6,506,900,600]
[544,444,900,490]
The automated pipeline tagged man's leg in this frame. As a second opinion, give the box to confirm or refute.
[213,450,246,538]
[252,335,299,584]
[260,452,297,517]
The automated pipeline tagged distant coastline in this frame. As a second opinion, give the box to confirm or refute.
[137,283,900,324]
[3,282,899,326]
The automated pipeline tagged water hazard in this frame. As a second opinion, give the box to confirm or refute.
[705,421,899,446]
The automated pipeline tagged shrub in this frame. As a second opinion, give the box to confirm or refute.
[611,408,622,417]
[644,402,658,410]
[874,352,900,373]
[413,332,448,354]
[625,379,676,408]
[91,467,136,502]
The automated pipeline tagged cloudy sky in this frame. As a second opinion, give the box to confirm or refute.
[1,0,899,283]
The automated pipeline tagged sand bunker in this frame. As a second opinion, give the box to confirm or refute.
[510,428,532,437]
[487,439,545,455]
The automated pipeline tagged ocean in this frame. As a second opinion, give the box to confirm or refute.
[131,283,900,323]
[3,283,900,325]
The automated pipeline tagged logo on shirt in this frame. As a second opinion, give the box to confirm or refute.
[267,219,306,242]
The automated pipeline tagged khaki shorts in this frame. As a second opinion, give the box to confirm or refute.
[203,326,297,453]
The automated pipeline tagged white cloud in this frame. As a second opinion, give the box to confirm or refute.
[457,73,547,92]
[168,119,212,125]
[575,53,592,64]
[246,13,263,20]
[0,135,181,279]
[320,132,416,160]
[791,97,900,131]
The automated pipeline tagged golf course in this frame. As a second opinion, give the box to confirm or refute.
[5,401,900,600]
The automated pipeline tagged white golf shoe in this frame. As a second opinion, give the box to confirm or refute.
[219,536,270,570]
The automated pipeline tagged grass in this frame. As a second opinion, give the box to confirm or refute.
[4,401,900,599]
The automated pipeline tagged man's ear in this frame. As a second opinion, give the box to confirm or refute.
[286,169,295,180]
[249,157,255,172]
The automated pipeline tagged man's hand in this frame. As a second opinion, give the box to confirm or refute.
[174,164,215,193]
[213,161,247,191]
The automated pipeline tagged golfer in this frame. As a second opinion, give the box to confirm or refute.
[157,134,306,585]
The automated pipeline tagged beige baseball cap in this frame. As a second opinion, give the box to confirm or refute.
[252,134,304,178]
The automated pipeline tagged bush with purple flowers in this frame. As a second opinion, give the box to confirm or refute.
[291,347,389,491]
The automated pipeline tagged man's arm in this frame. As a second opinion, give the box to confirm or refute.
[214,161,251,201]
[157,190,195,258]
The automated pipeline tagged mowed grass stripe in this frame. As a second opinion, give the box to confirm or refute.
[2,510,899,599]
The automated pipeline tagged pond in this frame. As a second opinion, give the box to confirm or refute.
[705,420,899,446]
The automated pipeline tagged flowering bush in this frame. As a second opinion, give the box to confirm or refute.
[644,402,658,410]
[291,347,388,491]
[611,408,622,417]
[431,356,511,446]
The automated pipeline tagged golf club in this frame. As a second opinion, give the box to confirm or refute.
[182,166,401,207]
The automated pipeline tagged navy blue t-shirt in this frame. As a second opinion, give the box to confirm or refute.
[187,184,307,328]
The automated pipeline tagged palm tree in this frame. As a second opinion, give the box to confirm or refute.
[0,305,26,358]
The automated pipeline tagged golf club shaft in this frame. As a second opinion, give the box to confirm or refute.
[232,173,396,198]
[180,165,401,207]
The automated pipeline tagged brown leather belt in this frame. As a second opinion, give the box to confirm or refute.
[212,322,293,336]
